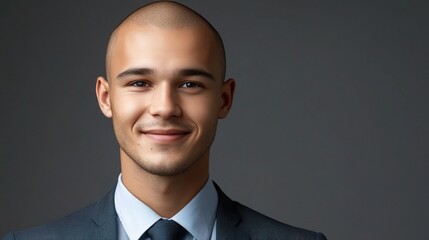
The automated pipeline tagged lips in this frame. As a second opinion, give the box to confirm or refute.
[142,129,190,142]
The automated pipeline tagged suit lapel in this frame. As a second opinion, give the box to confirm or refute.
[214,182,250,240]
[91,189,118,240]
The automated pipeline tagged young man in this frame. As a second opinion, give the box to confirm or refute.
[3,2,326,239]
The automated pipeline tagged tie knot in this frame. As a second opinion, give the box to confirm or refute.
[146,219,187,240]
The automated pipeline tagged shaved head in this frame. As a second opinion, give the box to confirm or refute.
[105,1,226,80]
[125,1,204,28]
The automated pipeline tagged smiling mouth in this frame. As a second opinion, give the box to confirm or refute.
[142,129,191,142]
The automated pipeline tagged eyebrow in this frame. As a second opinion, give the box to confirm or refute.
[176,69,214,80]
[116,67,215,81]
[116,68,154,80]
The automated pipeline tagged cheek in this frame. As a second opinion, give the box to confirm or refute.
[183,94,221,129]
[111,94,146,130]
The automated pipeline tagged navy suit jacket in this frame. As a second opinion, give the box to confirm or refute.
[2,183,327,240]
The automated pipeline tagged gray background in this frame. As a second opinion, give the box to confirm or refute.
[1,0,428,239]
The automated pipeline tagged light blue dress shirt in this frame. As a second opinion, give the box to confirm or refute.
[114,174,218,240]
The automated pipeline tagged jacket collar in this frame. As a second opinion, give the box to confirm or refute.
[214,182,250,240]
[91,189,118,239]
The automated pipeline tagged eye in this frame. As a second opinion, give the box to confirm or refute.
[180,82,201,88]
[130,81,150,87]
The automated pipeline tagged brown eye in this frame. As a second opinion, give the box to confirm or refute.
[180,82,200,88]
[131,81,149,87]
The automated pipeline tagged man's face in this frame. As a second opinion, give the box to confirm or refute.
[97,23,234,176]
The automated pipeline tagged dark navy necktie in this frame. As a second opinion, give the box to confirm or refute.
[144,219,187,240]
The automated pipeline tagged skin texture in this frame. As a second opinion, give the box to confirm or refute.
[95,3,235,218]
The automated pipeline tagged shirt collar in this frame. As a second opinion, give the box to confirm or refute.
[114,174,218,240]
[171,177,218,240]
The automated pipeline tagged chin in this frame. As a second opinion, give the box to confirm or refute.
[135,156,196,177]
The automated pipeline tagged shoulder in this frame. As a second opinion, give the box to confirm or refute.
[2,190,117,240]
[2,203,97,240]
[235,201,327,240]
[214,182,327,240]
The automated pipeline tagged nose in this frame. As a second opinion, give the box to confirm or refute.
[148,83,182,119]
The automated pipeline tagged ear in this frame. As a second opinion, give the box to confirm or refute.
[95,76,112,118]
[218,78,235,119]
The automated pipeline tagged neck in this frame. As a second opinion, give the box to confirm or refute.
[120,152,209,218]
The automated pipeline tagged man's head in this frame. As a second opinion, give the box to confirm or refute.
[96,1,234,178]
[105,1,226,81]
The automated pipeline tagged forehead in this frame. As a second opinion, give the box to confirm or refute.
[107,23,222,80]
